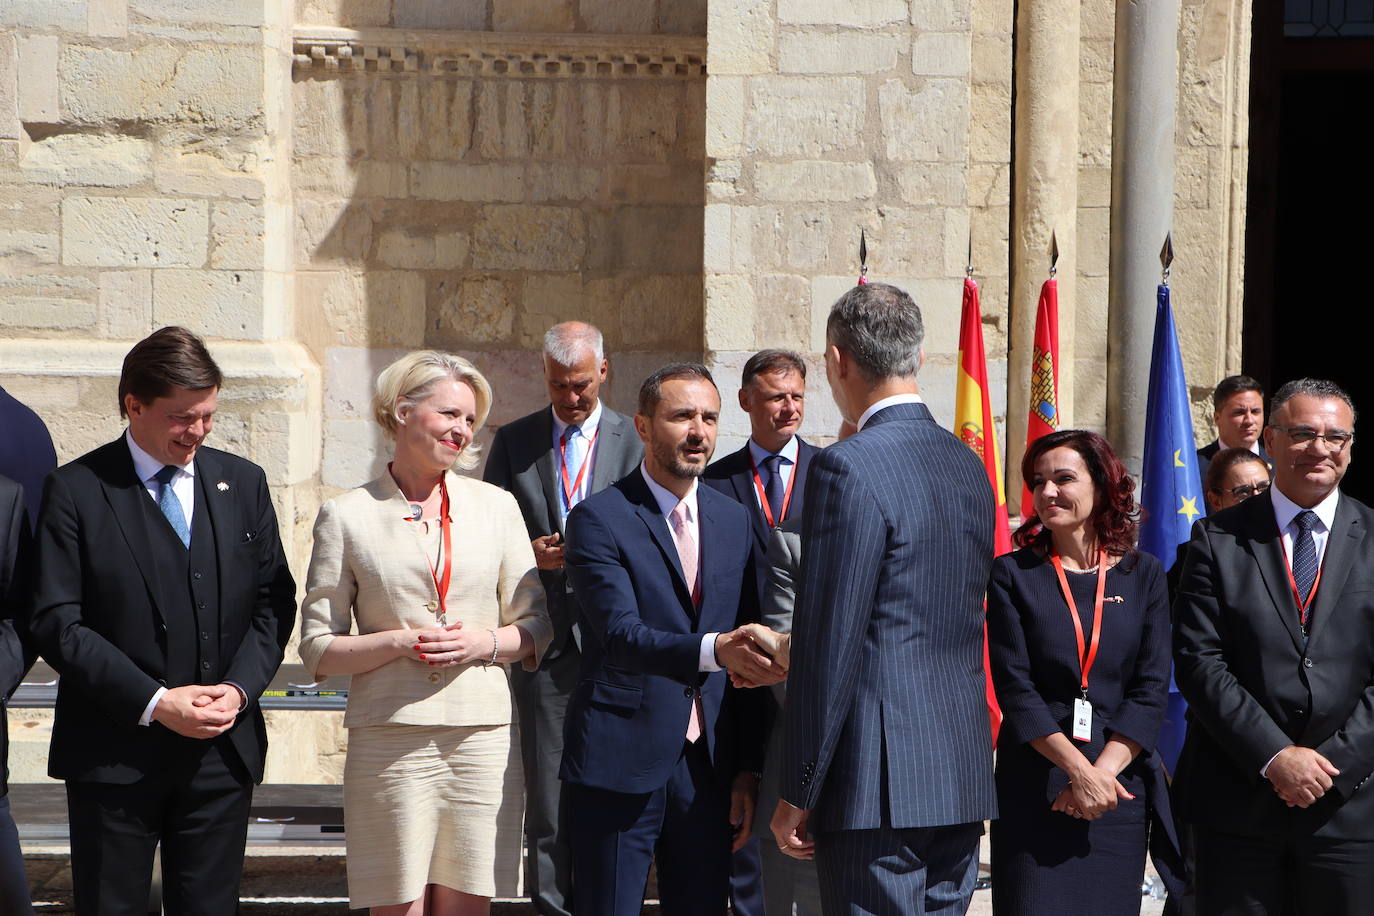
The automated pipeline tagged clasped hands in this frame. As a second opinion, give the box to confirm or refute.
[409,621,494,667]
[152,683,244,739]
[716,623,789,688]
[1267,745,1340,808]
[1051,764,1135,821]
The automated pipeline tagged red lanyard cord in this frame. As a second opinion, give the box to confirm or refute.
[558,427,599,510]
[416,480,452,619]
[1050,549,1108,698]
[747,450,798,529]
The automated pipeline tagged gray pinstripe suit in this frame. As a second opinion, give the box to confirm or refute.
[779,400,997,914]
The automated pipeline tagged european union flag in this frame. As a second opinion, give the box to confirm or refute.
[1139,282,1201,774]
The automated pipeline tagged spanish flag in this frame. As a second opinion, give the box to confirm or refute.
[956,276,1011,743]
[1021,277,1060,514]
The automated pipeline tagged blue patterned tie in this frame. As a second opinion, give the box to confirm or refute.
[154,465,191,548]
[1292,510,1319,613]
[561,425,584,517]
[761,454,786,525]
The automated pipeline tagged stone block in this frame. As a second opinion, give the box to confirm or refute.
[880,78,969,162]
[618,275,703,349]
[895,162,968,206]
[606,164,703,206]
[153,269,265,339]
[708,0,773,75]
[779,0,907,27]
[409,162,526,203]
[98,269,154,338]
[294,0,393,27]
[433,274,516,345]
[914,0,971,31]
[1081,36,1113,85]
[1078,165,1111,208]
[17,35,60,123]
[747,76,866,157]
[513,273,586,348]
[0,229,59,263]
[470,205,586,271]
[1080,0,1115,41]
[1078,81,1113,166]
[973,0,1015,34]
[62,197,209,268]
[375,226,470,269]
[704,274,756,351]
[581,0,654,33]
[0,0,86,30]
[969,82,1011,163]
[707,158,743,200]
[1,34,17,141]
[660,0,707,35]
[754,160,877,202]
[779,31,901,74]
[61,44,263,127]
[89,0,129,36]
[969,162,1010,207]
[393,0,486,28]
[912,32,970,77]
[493,0,574,32]
[20,133,152,187]
[210,200,266,269]
[705,75,745,157]
[869,208,950,277]
[294,158,408,200]
[0,297,97,330]
[586,205,701,274]
[753,273,811,350]
[703,204,732,274]
[129,0,263,25]
[526,163,601,203]
[294,198,372,267]
[971,31,1012,86]
[322,416,389,490]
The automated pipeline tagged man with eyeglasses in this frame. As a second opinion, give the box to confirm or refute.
[1197,375,1273,514]
[1174,378,1374,914]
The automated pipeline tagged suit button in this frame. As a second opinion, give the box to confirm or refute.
[201,661,210,670]
[684,687,694,698]
[427,601,438,612]
[193,572,203,580]
[1295,708,1306,716]
[1304,658,1314,668]
[428,672,441,683]
[198,601,206,609]
[201,632,209,641]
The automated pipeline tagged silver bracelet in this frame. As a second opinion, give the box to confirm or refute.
[483,629,499,667]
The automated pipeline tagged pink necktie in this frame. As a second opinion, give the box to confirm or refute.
[670,501,704,742]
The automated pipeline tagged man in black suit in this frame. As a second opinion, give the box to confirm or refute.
[0,386,58,527]
[1196,374,1271,507]
[482,321,643,916]
[0,475,35,914]
[1175,377,1374,913]
[28,327,296,915]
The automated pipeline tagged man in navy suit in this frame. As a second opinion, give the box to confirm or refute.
[562,363,785,915]
[0,386,58,527]
[771,283,997,915]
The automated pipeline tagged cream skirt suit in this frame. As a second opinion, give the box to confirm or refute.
[299,471,552,908]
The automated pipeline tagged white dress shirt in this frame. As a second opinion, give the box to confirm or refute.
[746,435,799,513]
[640,462,722,673]
[857,392,925,431]
[552,400,604,515]
[126,429,198,726]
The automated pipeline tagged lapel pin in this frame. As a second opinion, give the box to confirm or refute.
[217,481,230,492]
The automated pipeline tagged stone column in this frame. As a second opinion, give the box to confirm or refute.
[1106,0,1180,475]
[1007,0,1079,515]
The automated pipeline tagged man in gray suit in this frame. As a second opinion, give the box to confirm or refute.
[482,321,643,916]
[770,283,997,915]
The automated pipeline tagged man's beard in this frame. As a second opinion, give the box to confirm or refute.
[654,437,711,479]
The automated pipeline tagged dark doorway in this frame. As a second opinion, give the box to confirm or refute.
[1244,1,1374,503]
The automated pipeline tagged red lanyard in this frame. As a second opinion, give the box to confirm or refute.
[1279,534,1324,628]
[417,480,452,620]
[747,451,798,529]
[558,427,599,510]
[1051,549,1108,698]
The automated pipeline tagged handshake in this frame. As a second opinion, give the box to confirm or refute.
[715,623,791,688]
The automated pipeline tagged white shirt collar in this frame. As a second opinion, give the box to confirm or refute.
[747,435,798,467]
[857,393,924,431]
[125,428,196,483]
[640,460,698,521]
[1214,437,1262,455]
[1271,482,1340,534]
[551,400,604,441]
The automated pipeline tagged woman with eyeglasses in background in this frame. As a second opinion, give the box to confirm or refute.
[1204,447,1273,514]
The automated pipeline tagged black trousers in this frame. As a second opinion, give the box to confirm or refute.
[1193,824,1374,916]
[66,738,253,916]
[0,795,33,915]
[815,821,982,916]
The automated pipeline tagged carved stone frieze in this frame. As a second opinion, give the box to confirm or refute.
[293,27,707,79]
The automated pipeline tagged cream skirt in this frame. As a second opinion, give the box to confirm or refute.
[343,722,524,908]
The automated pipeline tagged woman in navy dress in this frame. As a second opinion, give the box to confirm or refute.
[987,429,1181,915]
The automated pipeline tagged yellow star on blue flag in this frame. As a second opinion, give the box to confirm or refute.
[1178,496,1200,524]
[1173,449,1185,468]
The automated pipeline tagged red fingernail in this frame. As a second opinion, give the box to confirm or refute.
[418,654,427,659]
[413,644,422,651]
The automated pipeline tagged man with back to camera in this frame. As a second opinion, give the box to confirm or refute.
[560,363,786,915]
[0,474,35,914]
[482,320,643,916]
[1197,375,1272,509]
[27,326,296,914]
[770,282,997,915]
[1174,378,1374,913]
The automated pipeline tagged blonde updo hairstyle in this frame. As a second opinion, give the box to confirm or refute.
[372,350,493,472]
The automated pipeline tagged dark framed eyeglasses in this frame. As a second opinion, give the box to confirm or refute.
[1269,425,1354,452]
[1212,480,1270,501]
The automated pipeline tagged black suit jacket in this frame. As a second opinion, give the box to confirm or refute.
[27,438,296,784]
[0,476,33,795]
[483,405,643,658]
[702,438,818,603]
[1174,488,1374,839]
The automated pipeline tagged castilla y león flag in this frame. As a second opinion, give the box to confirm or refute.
[956,276,1011,744]
[1021,277,1061,513]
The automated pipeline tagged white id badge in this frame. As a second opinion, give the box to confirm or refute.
[1072,698,1093,742]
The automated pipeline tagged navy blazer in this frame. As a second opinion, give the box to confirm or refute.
[561,467,758,795]
[779,401,998,832]
[703,437,818,602]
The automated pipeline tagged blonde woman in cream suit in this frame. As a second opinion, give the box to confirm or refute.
[299,351,552,916]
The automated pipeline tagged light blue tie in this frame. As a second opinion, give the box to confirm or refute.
[562,425,585,517]
[154,465,191,548]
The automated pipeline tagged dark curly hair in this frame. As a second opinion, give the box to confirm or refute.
[1013,429,1140,556]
